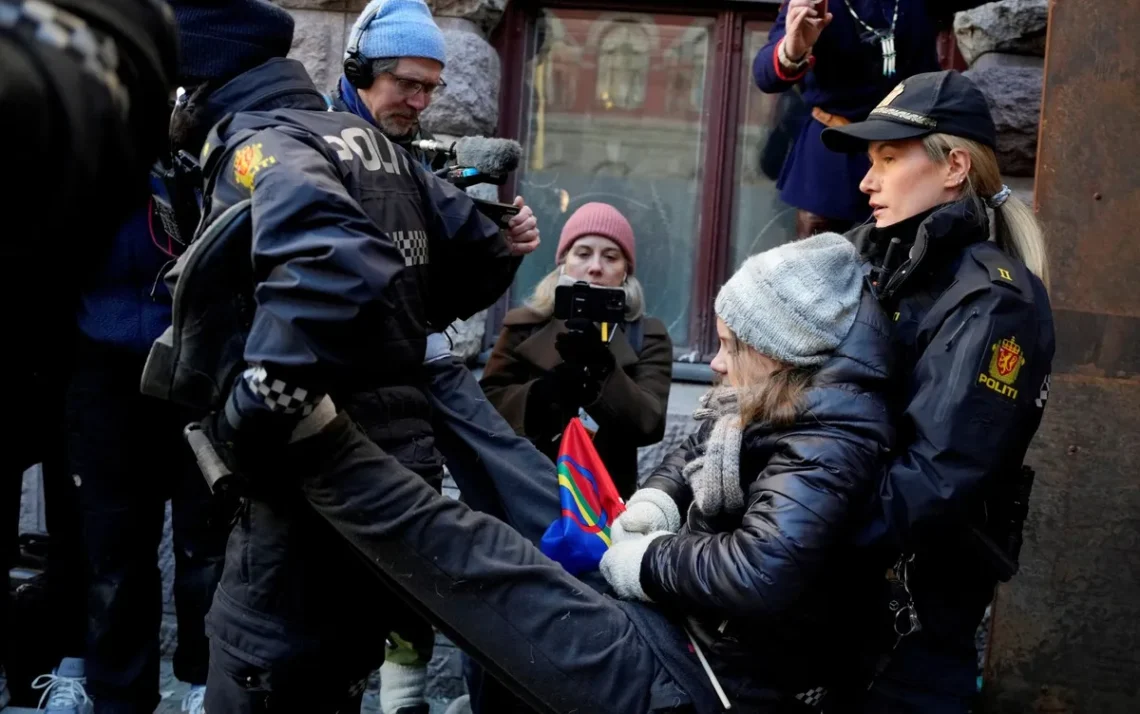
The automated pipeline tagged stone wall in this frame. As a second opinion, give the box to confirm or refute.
[956,0,1048,178]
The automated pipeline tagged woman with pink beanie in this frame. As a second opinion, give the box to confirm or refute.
[480,202,673,497]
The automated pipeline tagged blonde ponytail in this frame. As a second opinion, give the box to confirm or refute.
[993,195,1050,292]
[923,134,1051,292]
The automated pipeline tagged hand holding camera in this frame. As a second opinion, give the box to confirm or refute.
[555,320,615,382]
[549,281,627,403]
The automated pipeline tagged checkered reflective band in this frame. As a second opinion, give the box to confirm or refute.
[243,366,322,416]
[0,0,129,116]
[1035,373,1051,409]
[795,686,827,710]
[391,230,429,266]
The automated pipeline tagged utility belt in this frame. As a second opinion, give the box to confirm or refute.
[863,465,1037,690]
[811,107,852,129]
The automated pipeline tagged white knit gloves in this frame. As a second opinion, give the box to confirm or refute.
[600,531,671,601]
[609,488,682,545]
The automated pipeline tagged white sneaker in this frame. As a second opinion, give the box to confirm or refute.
[31,658,92,714]
[181,685,206,714]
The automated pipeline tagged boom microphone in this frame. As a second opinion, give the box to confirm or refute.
[412,136,522,176]
[454,136,522,175]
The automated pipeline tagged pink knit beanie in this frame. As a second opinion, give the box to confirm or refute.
[555,202,636,273]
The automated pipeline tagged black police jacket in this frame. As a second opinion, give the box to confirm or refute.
[850,199,1056,685]
[637,289,895,696]
[193,59,518,421]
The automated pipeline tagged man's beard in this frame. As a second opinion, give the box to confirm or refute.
[378,113,418,142]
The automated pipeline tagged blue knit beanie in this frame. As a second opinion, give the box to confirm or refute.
[170,0,295,84]
[348,0,447,66]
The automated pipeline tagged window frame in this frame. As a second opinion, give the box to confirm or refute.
[488,0,784,364]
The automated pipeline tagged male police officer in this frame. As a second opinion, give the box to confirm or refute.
[151,2,538,711]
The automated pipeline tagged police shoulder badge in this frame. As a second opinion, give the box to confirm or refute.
[978,336,1025,399]
[233,142,276,191]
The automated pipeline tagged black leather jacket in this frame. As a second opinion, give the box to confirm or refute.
[638,288,895,694]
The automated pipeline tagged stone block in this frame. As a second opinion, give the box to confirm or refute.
[964,64,1043,177]
[971,51,1044,71]
[19,466,45,534]
[428,0,507,35]
[421,23,500,137]
[288,8,348,93]
[954,0,1049,65]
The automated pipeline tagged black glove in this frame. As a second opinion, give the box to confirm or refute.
[186,388,297,497]
[555,319,616,382]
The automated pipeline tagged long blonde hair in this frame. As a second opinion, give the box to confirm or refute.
[922,133,1051,292]
[725,332,817,428]
[524,267,646,322]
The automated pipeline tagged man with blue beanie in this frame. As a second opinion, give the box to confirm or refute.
[333,6,556,712]
[59,3,294,713]
[333,0,448,163]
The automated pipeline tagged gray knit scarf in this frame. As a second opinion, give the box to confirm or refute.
[683,387,745,517]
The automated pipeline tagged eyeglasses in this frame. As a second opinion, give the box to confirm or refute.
[384,72,447,99]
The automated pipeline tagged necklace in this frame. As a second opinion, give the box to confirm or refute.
[843,0,900,77]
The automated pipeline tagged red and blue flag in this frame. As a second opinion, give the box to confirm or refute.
[540,417,626,575]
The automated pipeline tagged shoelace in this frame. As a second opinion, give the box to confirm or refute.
[31,673,91,710]
[181,687,206,714]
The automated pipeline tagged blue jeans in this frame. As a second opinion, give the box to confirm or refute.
[423,348,559,544]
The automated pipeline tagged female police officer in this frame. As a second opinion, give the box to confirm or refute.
[820,70,1055,712]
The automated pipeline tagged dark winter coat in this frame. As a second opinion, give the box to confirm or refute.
[637,288,895,698]
[480,307,672,497]
[848,198,1056,698]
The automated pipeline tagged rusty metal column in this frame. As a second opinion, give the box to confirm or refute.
[983,1,1140,712]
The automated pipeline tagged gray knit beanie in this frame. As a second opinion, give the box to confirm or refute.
[714,233,864,367]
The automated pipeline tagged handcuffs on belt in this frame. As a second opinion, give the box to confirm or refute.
[867,552,922,691]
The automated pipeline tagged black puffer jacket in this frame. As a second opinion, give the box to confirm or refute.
[638,288,894,696]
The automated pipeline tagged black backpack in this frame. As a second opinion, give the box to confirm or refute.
[140,199,255,412]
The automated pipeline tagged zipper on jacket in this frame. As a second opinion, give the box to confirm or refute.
[943,309,979,351]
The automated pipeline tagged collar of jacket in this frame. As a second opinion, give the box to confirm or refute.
[200,58,327,131]
[506,309,641,374]
[850,198,990,299]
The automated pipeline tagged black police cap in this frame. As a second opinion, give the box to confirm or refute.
[823,70,997,153]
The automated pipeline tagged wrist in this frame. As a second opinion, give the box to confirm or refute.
[774,37,814,81]
[782,37,809,63]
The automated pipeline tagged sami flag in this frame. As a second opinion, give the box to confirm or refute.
[539,417,627,575]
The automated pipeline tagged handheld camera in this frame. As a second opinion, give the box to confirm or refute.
[554,281,626,327]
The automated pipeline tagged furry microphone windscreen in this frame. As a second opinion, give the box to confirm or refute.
[454,136,522,175]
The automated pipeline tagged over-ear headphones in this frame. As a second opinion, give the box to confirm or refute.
[343,3,384,89]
